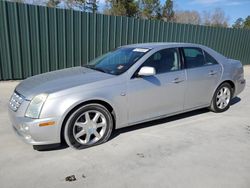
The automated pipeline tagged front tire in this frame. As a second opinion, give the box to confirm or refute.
[64,104,113,149]
[210,83,232,113]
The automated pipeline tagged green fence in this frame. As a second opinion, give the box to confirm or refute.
[0,1,250,80]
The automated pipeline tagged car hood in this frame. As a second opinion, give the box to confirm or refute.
[15,67,114,100]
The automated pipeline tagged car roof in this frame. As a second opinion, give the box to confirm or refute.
[122,42,227,63]
[122,42,204,49]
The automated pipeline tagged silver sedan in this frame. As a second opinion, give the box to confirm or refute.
[8,43,246,149]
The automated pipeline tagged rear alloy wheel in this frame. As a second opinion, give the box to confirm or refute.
[210,83,232,113]
[64,104,113,149]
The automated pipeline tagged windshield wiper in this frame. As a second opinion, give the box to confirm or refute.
[83,65,107,73]
[91,67,107,73]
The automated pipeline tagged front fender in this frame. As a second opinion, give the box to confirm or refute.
[40,84,128,142]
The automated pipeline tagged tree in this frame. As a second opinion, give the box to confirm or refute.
[127,0,140,17]
[46,0,98,12]
[7,0,25,2]
[175,10,201,25]
[162,0,174,22]
[8,0,97,12]
[86,0,98,13]
[139,0,162,19]
[47,0,60,7]
[65,0,86,11]
[202,8,229,27]
[232,18,244,28]
[105,0,138,17]
[244,16,250,29]
[211,8,229,27]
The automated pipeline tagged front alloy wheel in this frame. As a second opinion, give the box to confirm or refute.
[73,110,107,145]
[64,104,113,149]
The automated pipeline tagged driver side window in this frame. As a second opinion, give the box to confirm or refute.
[142,48,181,74]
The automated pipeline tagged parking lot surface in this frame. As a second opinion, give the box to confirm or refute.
[0,66,250,188]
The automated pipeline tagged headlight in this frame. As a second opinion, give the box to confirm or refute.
[25,93,48,119]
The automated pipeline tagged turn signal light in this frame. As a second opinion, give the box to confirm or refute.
[39,121,55,127]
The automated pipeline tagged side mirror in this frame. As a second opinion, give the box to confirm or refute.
[138,66,156,77]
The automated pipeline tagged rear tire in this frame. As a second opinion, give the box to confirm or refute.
[210,83,232,113]
[64,104,113,149]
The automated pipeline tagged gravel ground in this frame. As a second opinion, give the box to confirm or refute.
[0,66,250,188]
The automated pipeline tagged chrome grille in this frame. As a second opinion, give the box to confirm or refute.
[9,92,24,111]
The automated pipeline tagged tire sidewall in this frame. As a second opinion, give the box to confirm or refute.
[64,104,113,149]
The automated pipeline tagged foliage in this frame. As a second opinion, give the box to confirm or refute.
[232,18,244,29]
[162,0,174,22]
[244,16,250,29]
[174,10,201,25]
[139,0,162,19]
[202,8,229,27]
[104,0,138,17]
[47,0,60,7]
[232,16,250,29]
[47,0,98,13]
[86,0,98,13]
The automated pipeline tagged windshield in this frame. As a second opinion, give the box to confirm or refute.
[83,47,150,75]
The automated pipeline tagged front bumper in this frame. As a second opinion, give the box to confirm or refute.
[8,108,61,145]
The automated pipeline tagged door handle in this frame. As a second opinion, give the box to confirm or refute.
[172,77,184,83]
[208,70,217,76]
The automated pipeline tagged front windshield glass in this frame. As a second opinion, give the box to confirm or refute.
[83,47,150,75]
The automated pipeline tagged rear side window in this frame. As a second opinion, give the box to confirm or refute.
[204,51,218,65]
[183,47,205,68]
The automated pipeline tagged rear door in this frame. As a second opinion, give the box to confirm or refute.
[182,47,222,109]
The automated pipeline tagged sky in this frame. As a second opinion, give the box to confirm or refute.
[169,0,250,25]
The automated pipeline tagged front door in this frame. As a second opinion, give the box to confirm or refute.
[127,48,186,124]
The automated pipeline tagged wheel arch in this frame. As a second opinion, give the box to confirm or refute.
[218,80,235,95]
[210,79,236,106]
[60,99,116,143]
[210,80,235,112]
